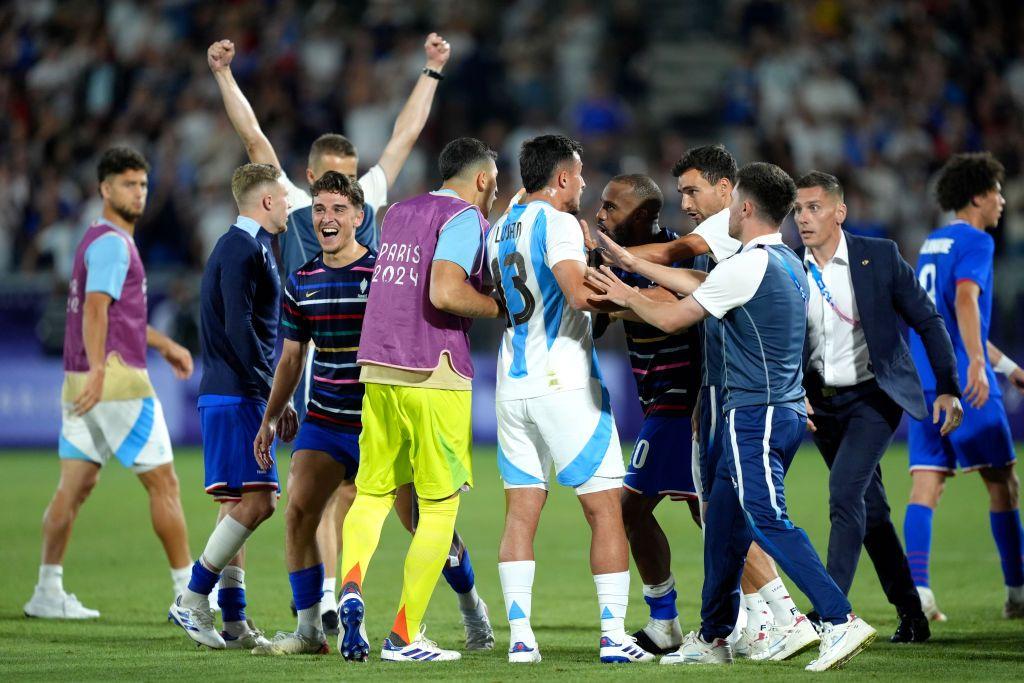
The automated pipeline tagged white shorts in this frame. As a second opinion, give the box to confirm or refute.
[496,380,625,495]
[59,397,173,473]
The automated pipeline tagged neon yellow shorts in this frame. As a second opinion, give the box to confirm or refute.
[357,383,473,499]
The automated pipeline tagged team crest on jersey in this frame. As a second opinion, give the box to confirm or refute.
[359,278,369,298]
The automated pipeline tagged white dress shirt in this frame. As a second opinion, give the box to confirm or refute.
[805,232,873,387]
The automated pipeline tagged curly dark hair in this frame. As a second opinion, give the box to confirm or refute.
[97,146,149,183]
[935,152,1005,212]
[310,170,365,208]
[519,134,583,192]
[670,144,737,185]
[736,162,797,226]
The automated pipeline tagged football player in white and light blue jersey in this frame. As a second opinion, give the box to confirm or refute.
[487,135,653,665]
[906,152,1024,621]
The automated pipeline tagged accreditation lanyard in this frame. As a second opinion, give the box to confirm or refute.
[805,260,859,328]
[763,246,808,310]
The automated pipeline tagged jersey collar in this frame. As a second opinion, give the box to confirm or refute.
[234,215,263,239]
[741,231,784,252]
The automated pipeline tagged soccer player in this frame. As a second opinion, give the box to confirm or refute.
[24,147,194,620]
[487,135,653,665]
[598,145,809,660]
[168,163,292,650]
[905,152,1024,620]
[588,162,876,671]
[244,171,370,655]
[337,137,501,663]
[591,174,701,656]
[207,36,489,640]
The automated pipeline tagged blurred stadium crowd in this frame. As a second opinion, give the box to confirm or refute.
[3,0,1024,355]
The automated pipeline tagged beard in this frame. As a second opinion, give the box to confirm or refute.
[110,200,143,223]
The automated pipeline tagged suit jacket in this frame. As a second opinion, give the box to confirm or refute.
[802,231,959,421]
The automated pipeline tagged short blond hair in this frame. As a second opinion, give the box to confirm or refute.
[230,163,281,206]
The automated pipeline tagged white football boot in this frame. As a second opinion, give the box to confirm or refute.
[632,617,683,655]
[338,594,370,662]
[252,630,330,655]
[380,626,461,662]
[733,628,771,659]
[660,631,733,665]
[805,615,876,672]
[168,595,225,649]
[599,634,656,663]
[917,586,948,622]
[24,587,99,619]
[756,613,820,661]
[222,619,270,649]
[508,639,542,663]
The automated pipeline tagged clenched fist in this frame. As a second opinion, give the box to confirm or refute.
[424,32,451,71]
[207,39,235,73]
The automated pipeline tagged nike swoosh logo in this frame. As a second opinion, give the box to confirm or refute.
[305,291,319,298]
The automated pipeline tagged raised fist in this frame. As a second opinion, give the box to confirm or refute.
[207,39,236,73]
[424,32,451,71]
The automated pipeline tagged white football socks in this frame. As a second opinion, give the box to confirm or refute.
[595,571,630,640]
[642,574,677,629]
[743,591,772,638]
[38,564,63,593]
[170,565,191,597]
[759,577,797,626]
[499,560,535,645]
[320,577,337,614]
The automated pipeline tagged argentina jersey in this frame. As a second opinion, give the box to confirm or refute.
[910,221,999,396]
[487,201,596,401]
[279,167,387,275]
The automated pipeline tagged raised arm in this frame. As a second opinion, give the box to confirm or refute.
[208,39,281,168]
[375,32,451,187]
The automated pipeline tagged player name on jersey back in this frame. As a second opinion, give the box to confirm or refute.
[487,201,599,401]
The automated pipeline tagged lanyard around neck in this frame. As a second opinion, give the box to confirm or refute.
[805,260,859,327]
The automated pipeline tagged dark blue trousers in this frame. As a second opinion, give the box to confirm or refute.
[808,380,922,614]
[700,404,851,640]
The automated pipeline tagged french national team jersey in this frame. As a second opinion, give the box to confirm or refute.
[617,228,700,416]
[282,251,376,433]
[487,200,596,401]
[910,220,1000,397]
[279,166,387,274]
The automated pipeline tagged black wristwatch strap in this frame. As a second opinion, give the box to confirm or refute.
[423,67,444,81]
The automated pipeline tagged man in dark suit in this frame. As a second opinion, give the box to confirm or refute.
[793,171,964,643]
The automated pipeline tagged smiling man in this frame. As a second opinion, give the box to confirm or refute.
[248,171,372,655]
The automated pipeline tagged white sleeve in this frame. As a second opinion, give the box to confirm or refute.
[358,165,388,211]
[690,249,768,318]
[692,207,741,263]
[545,212,586,267]
[281,172,312,211]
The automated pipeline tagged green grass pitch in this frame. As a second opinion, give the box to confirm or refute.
[1,444,1022,680]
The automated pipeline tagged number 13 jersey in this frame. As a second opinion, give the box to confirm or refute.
[487,200,599,401]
